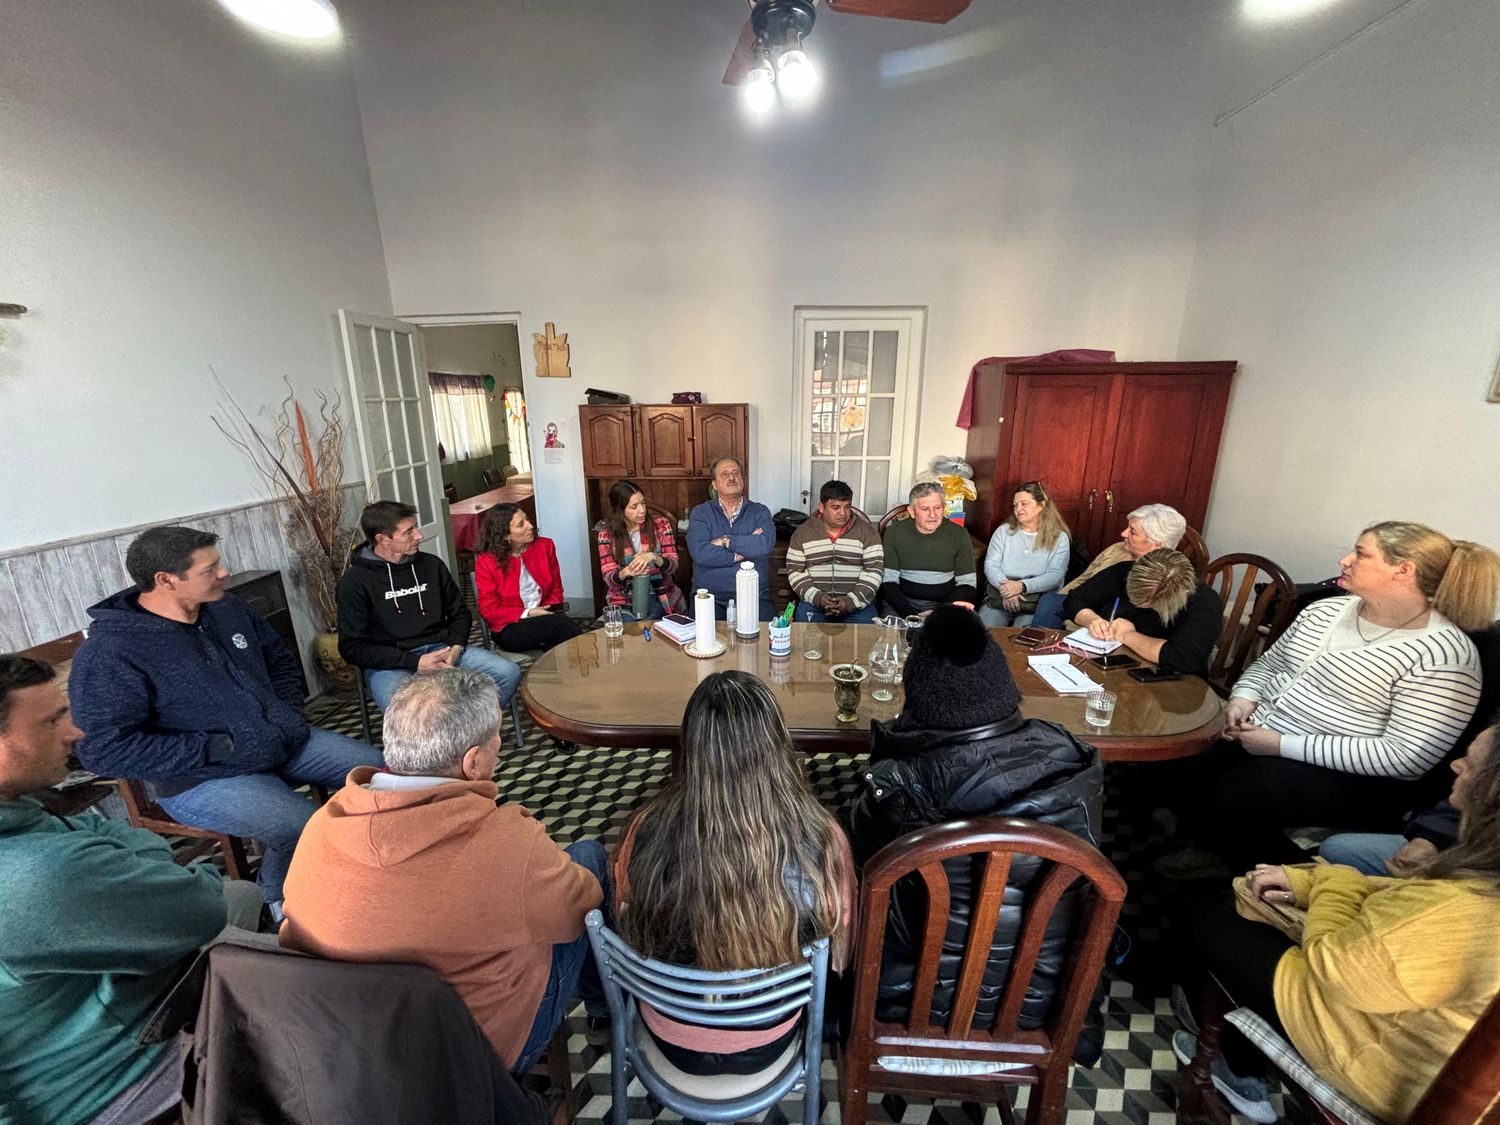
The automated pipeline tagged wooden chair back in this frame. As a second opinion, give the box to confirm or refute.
[878,504,911,533]
[482,467,504,488]
[442,482,458,504]
[840,817,1127,1125]
[117,779,256,882]
[1203,553,1297,695]
[1178,526,1210,579]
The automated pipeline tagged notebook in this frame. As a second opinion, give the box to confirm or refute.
[1027,654,1100,695]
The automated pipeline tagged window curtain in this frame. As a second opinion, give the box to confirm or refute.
[502,390,531,474]
[428,372,493,462]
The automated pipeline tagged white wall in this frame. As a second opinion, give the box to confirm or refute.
[0,0,392,554]
[1181,0,1500,581]
[346,0,1222,598]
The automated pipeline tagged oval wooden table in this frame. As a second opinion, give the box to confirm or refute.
[520,623,1223,761]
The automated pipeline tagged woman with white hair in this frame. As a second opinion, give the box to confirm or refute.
[1032,503,1188,629]
[1063,547,1223,676]
[1161,520,1500,876]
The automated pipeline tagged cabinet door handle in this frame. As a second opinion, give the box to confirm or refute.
[1087,488,1096,511]
[1106,489,1114,513]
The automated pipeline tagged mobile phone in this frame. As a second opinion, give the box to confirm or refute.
[663,613,694,626]
[1129,666,1182,683]
[1013,627,1050,648]
[1090,653,1140,671]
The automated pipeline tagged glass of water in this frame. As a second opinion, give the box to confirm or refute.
[1085,687,1117,728]
[603,606,624,639]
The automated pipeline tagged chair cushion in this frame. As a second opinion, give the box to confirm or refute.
[636,1029,802,1102]
[1224,1008,1386,1125]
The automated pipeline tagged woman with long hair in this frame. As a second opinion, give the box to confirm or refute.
[613,671,855,1074]
[1172,716,1500,1123]
[596,480,684,621]
[1161,520,1500,876]
[473,503,582,651]
[979,480,1072,627]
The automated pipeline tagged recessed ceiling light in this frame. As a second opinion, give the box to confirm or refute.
[217,0,340,40]
[1242,0,1341,23]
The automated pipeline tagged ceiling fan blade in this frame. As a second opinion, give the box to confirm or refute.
[722,17,758,85]
[826,0,971,22]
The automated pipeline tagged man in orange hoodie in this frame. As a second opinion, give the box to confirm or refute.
[280,668,608,1072]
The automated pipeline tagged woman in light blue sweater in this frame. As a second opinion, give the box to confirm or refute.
[979,481,1072,627]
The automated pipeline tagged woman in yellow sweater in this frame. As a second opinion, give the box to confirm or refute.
[1174,715,1500,1123]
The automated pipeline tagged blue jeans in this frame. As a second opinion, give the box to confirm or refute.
[978,604,1037,628]
[158,727,382,904]
[366,644,522,711]
[1031,591,1067,630]
[617,603,665,623]
[794,601,879,624]
[1319,832,1403,875]
[512,840,611,1073]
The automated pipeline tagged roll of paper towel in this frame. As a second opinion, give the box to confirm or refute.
[694,588,716,651]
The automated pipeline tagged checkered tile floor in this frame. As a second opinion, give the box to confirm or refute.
[303,630,1286,1124]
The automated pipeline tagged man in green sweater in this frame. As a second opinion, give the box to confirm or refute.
[0,655,263,1125]
[878,481,980,616]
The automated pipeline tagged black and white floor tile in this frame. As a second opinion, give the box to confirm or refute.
[302,629,1287,1124]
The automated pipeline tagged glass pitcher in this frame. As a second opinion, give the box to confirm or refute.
[867,615,908,702]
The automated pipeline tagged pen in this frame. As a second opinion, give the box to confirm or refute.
[642,626,652,642]
[1107,597,1119,625]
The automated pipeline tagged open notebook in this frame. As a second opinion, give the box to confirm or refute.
[1027,654,1099,695]
[1064,627,1121,655]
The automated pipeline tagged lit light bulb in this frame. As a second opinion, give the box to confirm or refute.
[776,48,818,101]
[218,0,340,40]
[742,64,776,114]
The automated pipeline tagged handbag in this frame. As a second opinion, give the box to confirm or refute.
[1231,865,1314,942]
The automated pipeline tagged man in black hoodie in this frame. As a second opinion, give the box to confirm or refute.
[70,526,383,908]
[336,501,522,711]
[845,606,1105,1057]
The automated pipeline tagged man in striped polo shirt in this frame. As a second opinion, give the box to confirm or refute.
[786,480,884,623]
[878,481,979,616]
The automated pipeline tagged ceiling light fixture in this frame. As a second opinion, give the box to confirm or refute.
[217,0,341,40]
[743,57,777,113]
[1241,0,1341,22]
[775,47,819,101]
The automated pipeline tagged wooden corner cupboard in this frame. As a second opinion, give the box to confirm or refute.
[963,361,1235,555]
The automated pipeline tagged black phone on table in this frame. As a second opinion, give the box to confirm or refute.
[1089,653,1140,671]
[1128,666,1182,683]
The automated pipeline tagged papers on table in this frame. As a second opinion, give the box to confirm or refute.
[655,616,697,645]
[1065,627,1120,655]
[1027,654,1100,695]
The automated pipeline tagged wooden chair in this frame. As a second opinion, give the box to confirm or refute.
[1179,525,1210,579]
[117,779,256,881]
[1180,974,1500,1125]
[840,817,1127,1125]
[442,482,459,504]
[482,467,504,487]
[1203,552,1296,695]
[878,504,911,533]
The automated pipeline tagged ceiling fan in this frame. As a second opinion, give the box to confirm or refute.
[723,0,972,107]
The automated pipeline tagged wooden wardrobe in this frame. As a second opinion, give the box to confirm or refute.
[963,361,1236,554]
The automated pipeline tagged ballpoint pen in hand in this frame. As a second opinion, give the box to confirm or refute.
[1107,597,1120,627]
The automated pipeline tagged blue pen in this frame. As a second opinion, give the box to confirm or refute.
[1107,597,1119,625]
[642,626,652,642]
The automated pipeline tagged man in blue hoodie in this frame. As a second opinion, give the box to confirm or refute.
[69,526,383,906]
[0,654,263,1125]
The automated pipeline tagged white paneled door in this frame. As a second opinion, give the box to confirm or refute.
[792,308,927,519]
[337,310,450,569]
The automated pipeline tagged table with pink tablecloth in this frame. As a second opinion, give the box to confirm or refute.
[449,484,536,552]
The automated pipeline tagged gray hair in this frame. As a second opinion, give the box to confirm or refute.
[908,481,945,504]
[710,456,744,478]
[382,668,502,776]
[1127,503,1187,549]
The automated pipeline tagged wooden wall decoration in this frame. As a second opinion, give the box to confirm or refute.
[532,321,572,378]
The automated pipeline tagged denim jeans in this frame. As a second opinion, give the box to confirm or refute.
[512,839,611,1073]
[978,604,1036,628]
[158,727,382,904]
[1031,591,1068,629]
[794,601,879,624]
[366,644,522,711]
[617,603,666,623]
[1318,832,1404,875]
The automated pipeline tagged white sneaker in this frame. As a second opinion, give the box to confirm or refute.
[1172,1030,1277,1124]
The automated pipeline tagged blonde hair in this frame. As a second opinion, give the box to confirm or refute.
[1006,481,1071,553]
[1126,548,1197,625]
[1364,521,1500,632]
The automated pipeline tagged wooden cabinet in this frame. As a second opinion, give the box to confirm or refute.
[579,403,751,608]
[964,361,1234,556]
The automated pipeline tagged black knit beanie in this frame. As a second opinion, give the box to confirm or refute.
[899,605,1022,730]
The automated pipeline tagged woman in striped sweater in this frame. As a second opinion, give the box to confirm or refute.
[1164,521,1499,873]
[596,480,685,621]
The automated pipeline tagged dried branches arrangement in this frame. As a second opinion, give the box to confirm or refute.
[213,374,352,631]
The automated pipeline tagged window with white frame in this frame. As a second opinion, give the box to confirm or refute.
[428,372,494,461]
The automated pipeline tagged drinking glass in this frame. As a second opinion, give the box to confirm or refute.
[1085,688,1117,728]
[603,606,624,639]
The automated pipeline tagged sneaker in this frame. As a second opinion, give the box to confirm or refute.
[584,1013,612,1048]
[1153,847,1231,882]
[1170,983,1200,1038]
[1172,1030,1277,1124]
[1149,806,1179,837]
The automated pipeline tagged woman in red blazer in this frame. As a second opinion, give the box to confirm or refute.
[473,504,583,652]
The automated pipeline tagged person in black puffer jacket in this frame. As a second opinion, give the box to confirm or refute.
[845,606,1106,1061]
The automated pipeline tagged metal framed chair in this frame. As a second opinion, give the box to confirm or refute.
[839,817,1127,1125]
[584,909,829,1125]
[469,571,540,748]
